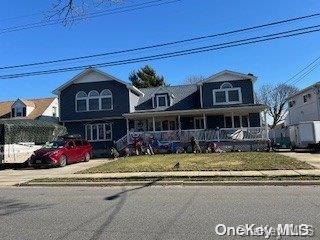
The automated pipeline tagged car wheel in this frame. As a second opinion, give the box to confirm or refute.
[84,152,90,162]
[59,155,67,167]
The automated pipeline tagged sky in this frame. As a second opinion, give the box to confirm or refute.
[0,0,319,101]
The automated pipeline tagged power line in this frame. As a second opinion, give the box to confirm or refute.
[286,56,320,84]
[0,25,319,79]
[290,60,320,85]
[0,0,180,35]
[0,12,319,71]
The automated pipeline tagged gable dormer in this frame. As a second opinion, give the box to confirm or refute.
[11,99,35,118]
[151,86,174,109]
[198,70,256,108]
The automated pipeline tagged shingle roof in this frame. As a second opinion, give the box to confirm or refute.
[0,97,55,119]
[137,84,198,109]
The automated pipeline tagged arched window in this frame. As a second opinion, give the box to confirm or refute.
[213,82,242,105]
[88,90,100,111]
[100,89,113,110]
[220,82,233,89]
[88,90,99,97]
[75,91,87,112]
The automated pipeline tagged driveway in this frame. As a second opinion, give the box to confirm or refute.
[280,152,320,169]
[0,159,108,186]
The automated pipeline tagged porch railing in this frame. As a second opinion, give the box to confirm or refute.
[115,127,268,150]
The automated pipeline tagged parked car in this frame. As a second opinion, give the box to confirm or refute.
[28,137,92,168]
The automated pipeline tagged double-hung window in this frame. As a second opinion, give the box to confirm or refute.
[85,123,112,141]
[213,82,242,105]
[88,91,100,111]
[156,94,168,107]
[76,91,88,112]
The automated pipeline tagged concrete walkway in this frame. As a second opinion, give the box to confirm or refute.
[29,169,320,180]
[0,159,109,186]
[279,152,320,169]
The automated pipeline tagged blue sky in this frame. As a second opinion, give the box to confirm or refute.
[0,0,319,101]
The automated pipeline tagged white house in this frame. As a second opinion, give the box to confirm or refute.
[0,97,59,123]
[286,82,320,125]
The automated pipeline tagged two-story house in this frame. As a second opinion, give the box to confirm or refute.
[53,68,268,152]
[287,82,320,125]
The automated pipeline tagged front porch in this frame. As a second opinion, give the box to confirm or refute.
[116,105,268,150]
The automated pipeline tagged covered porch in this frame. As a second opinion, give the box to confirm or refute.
[116,105,268,150]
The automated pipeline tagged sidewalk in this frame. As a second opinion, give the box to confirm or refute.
[17,169,320,187]
[31,169,320,180]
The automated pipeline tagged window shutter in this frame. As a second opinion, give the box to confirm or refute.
[11,108,15,117]
[22,107,26,117]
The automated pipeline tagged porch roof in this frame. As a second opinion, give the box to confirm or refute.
[124,104,267,119]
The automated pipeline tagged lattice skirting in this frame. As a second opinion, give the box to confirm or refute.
[209,140,270,152]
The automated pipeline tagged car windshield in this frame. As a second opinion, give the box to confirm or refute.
[43,140,65,149]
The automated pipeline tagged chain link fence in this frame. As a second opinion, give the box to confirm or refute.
[0,119,67,164]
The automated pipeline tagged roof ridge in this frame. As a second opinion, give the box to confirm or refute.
[139,83,197,90]
[0,97,55,103]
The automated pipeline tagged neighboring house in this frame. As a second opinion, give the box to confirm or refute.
[53,68,268,152]
[286,83,320,125]
[0,97,59,123]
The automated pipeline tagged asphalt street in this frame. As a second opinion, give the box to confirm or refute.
[0,186,320,240]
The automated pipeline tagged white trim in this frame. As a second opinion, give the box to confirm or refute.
[198,70,257,85]
[52,68,143,96]
[212,87,242,105]
[156,94,168,108]
[61,116,123,122]
[220,82,233,89]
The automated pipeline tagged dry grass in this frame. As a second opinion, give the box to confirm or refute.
[80,152,313,173]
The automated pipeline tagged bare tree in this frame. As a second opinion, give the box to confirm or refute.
[48,0,121,26]
[257,83,298,129]
[184,75,206,84]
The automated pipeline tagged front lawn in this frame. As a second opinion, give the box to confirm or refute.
[80,152,313,173]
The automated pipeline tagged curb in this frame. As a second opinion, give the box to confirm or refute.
[18,180,320,187]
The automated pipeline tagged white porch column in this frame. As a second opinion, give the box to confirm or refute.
[264,110,268,139]
[203,113,207,129]
[231,112,234,128]
[126,118,129,144]
[152,116,156,133]
[178,115,181,140]
[203,113,207,141]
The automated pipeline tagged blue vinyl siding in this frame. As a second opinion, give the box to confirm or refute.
[202,80,254,108]
[60,80,129,122]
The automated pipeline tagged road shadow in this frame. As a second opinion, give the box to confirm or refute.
[0,198,54,216]
[104,177,163,201]
[56,178,162,240]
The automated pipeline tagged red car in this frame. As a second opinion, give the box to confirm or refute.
[29,138,92,168]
